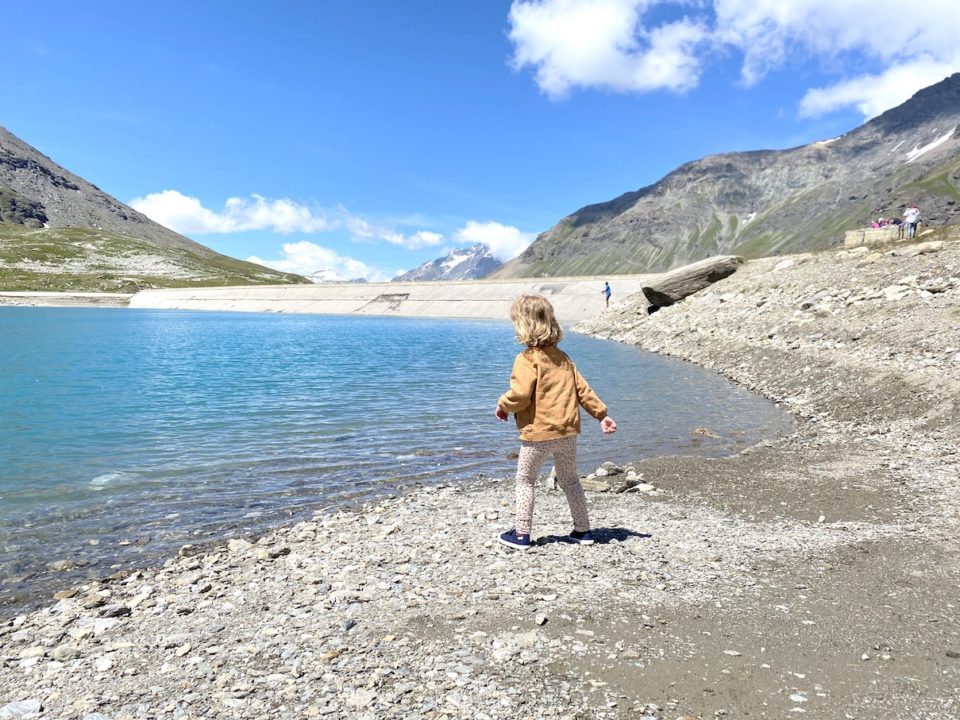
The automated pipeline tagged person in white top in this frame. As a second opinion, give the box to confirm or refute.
[904,205,921,239]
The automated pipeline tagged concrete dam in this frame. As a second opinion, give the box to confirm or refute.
[128,275,654,324]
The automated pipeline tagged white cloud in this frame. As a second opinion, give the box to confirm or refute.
[131,190,448,252]
[130,190,335,234]
[799,57,960,118]
[507,0,960,118]
[713,0,960,117]
[341,209,445,250]
[247,241,388,282]
[454,220,535,262]
[509,0,707,98]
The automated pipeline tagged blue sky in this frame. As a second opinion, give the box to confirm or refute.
[6,1,959,280]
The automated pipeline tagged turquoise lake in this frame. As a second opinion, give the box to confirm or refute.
[0,307,794,614]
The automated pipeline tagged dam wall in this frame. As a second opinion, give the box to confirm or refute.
[128,275,654,324]
[843,226,902,248]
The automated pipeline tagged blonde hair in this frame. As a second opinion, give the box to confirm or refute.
[510,294,563,347]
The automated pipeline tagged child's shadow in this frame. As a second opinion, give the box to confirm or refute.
[536,527,651,546]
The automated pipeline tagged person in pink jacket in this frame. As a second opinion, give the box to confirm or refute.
[495,294,617,550]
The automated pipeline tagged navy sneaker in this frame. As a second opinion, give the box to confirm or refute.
[498,529,531,551]
[569,530,595,545]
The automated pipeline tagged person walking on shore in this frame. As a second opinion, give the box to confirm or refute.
[602,281,612,308]
[904,205,921,239]
[494,294,617,550]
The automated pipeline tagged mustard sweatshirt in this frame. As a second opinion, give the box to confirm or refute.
[498,345,608,442]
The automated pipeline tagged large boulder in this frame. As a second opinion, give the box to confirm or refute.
[642,255,744,312]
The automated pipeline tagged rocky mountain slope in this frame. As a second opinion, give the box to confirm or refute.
[494,73,960,278]
[0,127,307,291]
[393,243,501,282]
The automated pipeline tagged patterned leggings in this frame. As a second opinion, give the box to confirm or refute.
[514,435,590,535]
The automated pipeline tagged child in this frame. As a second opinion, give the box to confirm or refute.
[495,294,617,550]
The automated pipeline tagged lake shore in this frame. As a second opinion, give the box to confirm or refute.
[0,292,132,308]
[2,237,959,719]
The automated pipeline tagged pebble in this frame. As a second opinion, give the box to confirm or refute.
[0,700,42,720]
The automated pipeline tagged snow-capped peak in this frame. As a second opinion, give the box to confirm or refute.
[393,244,501,282]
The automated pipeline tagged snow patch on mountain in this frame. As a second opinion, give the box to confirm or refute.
[307,269,368,284]
[393,244,501,282]
[905,126,956,163]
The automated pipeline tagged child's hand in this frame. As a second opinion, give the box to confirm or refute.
[600,416,617,434]
[495,406,509,422]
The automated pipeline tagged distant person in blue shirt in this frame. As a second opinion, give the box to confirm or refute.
[602,281,611,308]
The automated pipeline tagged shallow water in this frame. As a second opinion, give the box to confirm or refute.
[0,308,793,613]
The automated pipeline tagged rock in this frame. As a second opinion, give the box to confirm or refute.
[81,592,108,609]
[92,618,120,636]
[0,699,42,719]
[344,690,376,709]
[580,478,611,492]
[51,645,81,661]
[227,539,254,554]
[920,279,950,293]
[604,476,640,493]
[99,604,131,618]
[800,290,829,309]
[642,256,744,311]
[161,633,190,648]
[68,626,94,641]
[897,241,945,257]
[856,252,883,266]
[883,285,912,301]
[46,558,80,572]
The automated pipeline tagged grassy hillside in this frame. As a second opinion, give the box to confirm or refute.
[0,224,308,292]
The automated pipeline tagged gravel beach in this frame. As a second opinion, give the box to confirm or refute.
[2,233,959,719]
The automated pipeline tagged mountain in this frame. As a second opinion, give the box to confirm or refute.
[492,73,960,278]
[0,126,308,292]
[393,243,501,282]
[307,269,368,284]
